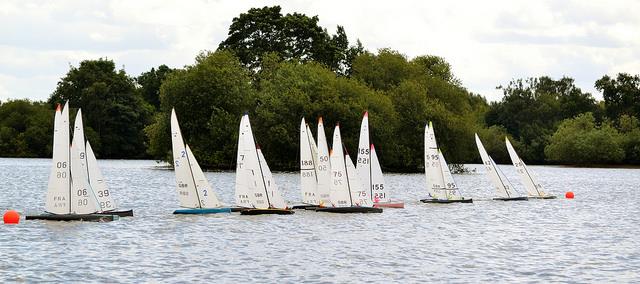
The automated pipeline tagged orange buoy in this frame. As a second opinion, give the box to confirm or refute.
[3,210,20,224]
[565,191,575,199]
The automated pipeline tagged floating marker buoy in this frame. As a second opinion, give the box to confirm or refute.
[565,192,574,199]
[3,210,20,224]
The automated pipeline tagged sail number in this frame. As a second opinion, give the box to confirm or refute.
[302,171,315,178]
[357,157,368,164]
[359,149,369,155]
[77,189,88,196]
[372,184,384,190]
[97,190,109,197]
[56,162,67,168]
[301,160,314,166]
[319,155,329,162]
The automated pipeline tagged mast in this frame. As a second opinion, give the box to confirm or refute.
[520,158,542,196]
[184,144,203,208]
[491,157,511,198]
[255,144,271,207]
[343,144,354,207]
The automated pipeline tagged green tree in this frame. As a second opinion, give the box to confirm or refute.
[146,50,253,168]
[545,113,624,164]
[0,100,53,157]
[253,57,398,170]
[48,58,152,158]
[486,76,597,162]
[218,6,358,75]
[595,73,640,119]
[136,65,175,109]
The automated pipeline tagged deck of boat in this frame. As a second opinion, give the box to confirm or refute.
[493,196,529,201]
[291,204,320,210]
[105,209,134,217]
[420,198,473,204]
[374,201,405,208]
[240,208,295,215]
[25,213,119,222]
[315,206,383,213]
[173,208,232,214]
[528,195,557,199]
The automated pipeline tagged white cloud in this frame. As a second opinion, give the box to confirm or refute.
[0,0,639,102]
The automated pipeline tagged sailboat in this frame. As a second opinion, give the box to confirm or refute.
[505,137,556,199]
[356,112,404,208]
[73,110,132,217]
[421,122,472,203]
[170,109,232,214]
[293,117,321,209]
[26,102,119,222]
[474,134,528,201]
[235,114,294,215]
[315,124,382,213]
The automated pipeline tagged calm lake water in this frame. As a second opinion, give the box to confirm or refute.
[0,158,639,283]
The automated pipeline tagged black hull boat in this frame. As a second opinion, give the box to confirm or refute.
[315,206,383,214]
[240,208,295,215]
[493,196,529,201]
[420,198,473,204]
[26,213,119,222]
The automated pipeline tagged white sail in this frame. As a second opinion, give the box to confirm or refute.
[70,136,99,214]
[424,122,446,199]
[316,117,332,206]
[186,145,223,208]
[329,125,352,207]
[438,150,463,200]
[300,118,319,205]
[235,114,270,209]
[505,137,547,197]
[307,124,319,169]
[46,102,71,214]
[474,133,518,198]
[86,141,117,211]
[258,148,287,209]
[356,112,371,193]
[370,144,389,203]
[170,109,201,208]
[346,153,371,207]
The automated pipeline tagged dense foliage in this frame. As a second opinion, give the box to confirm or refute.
[48,59,152,158]
[2,6,640,169]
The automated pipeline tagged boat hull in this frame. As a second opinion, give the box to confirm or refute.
[374,201,405,208]
[25,213,119,222]
[528,195,557,199]
[240,208,295,215]
[315,207,383,213]
[420,198,473,204]
[291,204,319,210]
[493,196,529,201]
[173,208,232,214]
[104,209,134,217]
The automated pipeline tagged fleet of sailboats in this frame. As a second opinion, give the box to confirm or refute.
[315,124,382,213]
[422,122,472,203]
[356,112,404,208]
[475,134,528,201]
[24,103,561,222]
[26,102,128,221]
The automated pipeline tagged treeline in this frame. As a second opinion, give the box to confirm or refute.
[1,6,640,169]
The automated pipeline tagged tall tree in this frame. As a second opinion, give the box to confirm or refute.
[48,58,152,158]
[136,65,174,110]
[218,6,358,75]
[486,76,597,162]
[595,73,640,119]
[146,50,253,168]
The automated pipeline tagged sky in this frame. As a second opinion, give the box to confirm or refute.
[1,0,639,102]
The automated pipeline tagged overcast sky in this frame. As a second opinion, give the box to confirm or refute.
[1,0,638,102]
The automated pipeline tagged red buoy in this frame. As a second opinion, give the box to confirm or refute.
[565,191,575,199]
[3,210,20,224]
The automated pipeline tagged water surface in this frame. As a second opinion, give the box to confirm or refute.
[0,158,638,282]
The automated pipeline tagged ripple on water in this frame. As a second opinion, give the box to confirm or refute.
[1,159,640,282]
